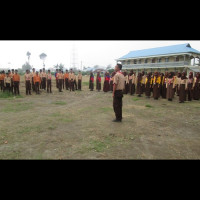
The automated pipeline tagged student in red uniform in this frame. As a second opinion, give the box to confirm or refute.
[96,71,101,92]
[89,72,94,91]
[13,70,20,95]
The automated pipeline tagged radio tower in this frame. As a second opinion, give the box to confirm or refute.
[70,43,79,70]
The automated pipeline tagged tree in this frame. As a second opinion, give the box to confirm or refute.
[39,53,47,67]
[26,51,31,64]
[106,64,112,70]
[53,63,65,71]
[22,62,32,72]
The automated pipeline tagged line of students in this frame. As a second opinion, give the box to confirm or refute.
[0,68,83,95]
[55,69,82,92]
[121,70,200,103]
[0,69,21,95]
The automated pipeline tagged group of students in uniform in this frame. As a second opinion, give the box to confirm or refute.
[54,69,82,92]
[121,70,200,103]
[0,68,83,95]
[0,69,20,95]
[89,71,116,92]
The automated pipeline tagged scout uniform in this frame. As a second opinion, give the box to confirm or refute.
[0,72,5,91]
[178,75,188,103]
[103,72,110,92]
[128,71,134,95]
[55,70,59,88]
[187,72,194,101]
[31,70,36,91]
[34,73,41,94]
[57,71,63,92]
[192,73,200,100]
[77,72,82,90]
[74,74,78,90]
[69,71,75,91]
[39,70,43,89]
[113,70,125,121]
[42,70,47,90]
[131,73,136,95]
[96,72,101,91]
[123,72,129,94]
[141,73,146,94]
[152,73,161,100]
[46,71,52,93]
[13,72,20,95]
[24,72,32,95]
[62,72,65,89]
[136,73,143,97]
[145,73,152,98]
[166,74,175,101]
[64,71,69,90]
[109,72,115,92]
[10,70,14,93]
[4,74,11,92]
[89,73,94,91]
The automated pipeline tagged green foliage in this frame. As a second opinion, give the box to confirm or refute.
[54,63,65,71]
[0,91,23,99]
[22,62,32,72]
[52,101,66,105]
[145,104,153,108]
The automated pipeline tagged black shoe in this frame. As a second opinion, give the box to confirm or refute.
[112,119,122,122]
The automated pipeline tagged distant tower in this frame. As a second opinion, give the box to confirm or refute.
[70,43,79,70]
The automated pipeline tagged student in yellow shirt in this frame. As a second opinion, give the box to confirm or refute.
[152,72,161,100]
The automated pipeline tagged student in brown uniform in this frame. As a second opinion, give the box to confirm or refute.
[10,69,14,93]
[62,71,65,89]
[161,72,168,99]
[123,71,129,94]
[69,69,75,91]
[55,69,59,89]
[103,72,110,92]
[128,70,134,95]
[112,63,125,122]
[57,69,63,92]
[34,71,41,94]
[141,71,146,94]
[96,71,101,92]
[89,72,94,91]
[131,72,136,95]
[4,73,11,92]
[179,72,188,103]
[109,71,115,92]
[176,72,181,96]
[77,71,82,90]
[152,72,161,100]
[24,69,32,95]
[64,70,69,90]
[160,73,164,97]
[166,72,175,101]
[187,72,194,101]
[31,68,36,92]
[13,70,20,95]
[145,72,152,98]
[41,68,47,90]
[39,69,43,89]
[136,72,143,97]
[74,72,78,90]
[193,72,200,100]
[46,70,52,93]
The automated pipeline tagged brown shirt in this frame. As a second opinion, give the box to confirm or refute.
[69,73,75,81]
[4,77,11,85]
[47,73,52,80]
[77,74,82,80]
[113,71,125,90]
[24,73,32,81]
[57,73,63,79]
[42,72,47,78]
[141,75,146,84]
[132,74,136,84]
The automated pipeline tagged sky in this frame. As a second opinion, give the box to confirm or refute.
[0,40,200,70]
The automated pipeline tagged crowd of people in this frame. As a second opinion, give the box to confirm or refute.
[89,70,200,103]
[1,68,200,103]
[0,68,83,95]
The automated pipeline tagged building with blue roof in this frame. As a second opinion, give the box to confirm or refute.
[116,43,200,75]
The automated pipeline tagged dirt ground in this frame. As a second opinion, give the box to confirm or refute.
[0,75,200,159]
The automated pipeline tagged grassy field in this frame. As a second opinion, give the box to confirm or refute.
[0,75,200,159]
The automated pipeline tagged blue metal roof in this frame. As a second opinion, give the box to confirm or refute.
[118,43,200,60]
